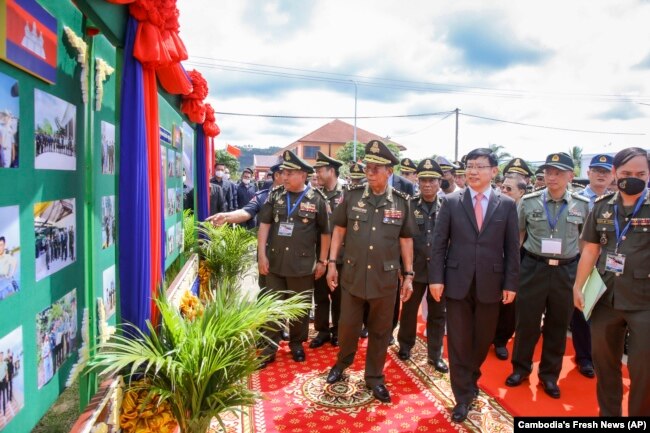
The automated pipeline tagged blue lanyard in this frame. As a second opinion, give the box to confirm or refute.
[286,185,311,219]
[542,192,568,235]
[613,189,647,252]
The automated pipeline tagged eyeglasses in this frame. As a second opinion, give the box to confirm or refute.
[465,165,492,171]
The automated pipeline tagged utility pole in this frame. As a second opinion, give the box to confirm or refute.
[350,80,358,161]
[454,108,459,161]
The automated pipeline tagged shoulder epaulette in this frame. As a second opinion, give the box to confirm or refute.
[345,184,365,191]
[410,194,421,202]
[522,189,544,200]
[595,192,616,203]
[392,189,409,200]
[312,187,327,199]
[271,185,284,193]
[571,192,590,202]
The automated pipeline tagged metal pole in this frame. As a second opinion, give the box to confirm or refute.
[352,80,358,161]
[454,108,459,161]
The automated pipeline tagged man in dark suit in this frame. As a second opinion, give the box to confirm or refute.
[431,148,520,423]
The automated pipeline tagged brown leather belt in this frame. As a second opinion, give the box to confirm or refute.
[524,250,578,267]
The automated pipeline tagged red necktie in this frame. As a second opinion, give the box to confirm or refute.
[474,192,484,230]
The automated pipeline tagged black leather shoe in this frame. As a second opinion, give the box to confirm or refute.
[281,330,290,341]
[540,380,560,399]
[258,354,276,370]
[472,386,480,399]
[309,335,330,348]
[451,403,469,423]
[428,358,449,373]
[578,363,595,378]
[360,327,368,338]
[330,335,339,346]
[398,348,411,360]
[367,384,391,403]
[291,348,306,362]
[495,346,509,360]
[326,366,344,384]
[505,372,529,387]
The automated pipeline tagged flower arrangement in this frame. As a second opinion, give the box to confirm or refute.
[95,58,115,111]
[120,385,177,433]
[179,290,203,322]
[63,26,89,103]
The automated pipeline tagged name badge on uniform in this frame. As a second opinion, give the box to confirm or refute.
[605,253,625,274]
[541,238,562,255]
[278,222,294,237]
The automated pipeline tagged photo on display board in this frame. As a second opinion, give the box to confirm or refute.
[0,71,19,169]
[161,144,166,182]
[0,326,25,429]
[166,225,175,256]
[166,188,176,217]
[175,188,182,214]
[100,121,115,175]
[36,288,77,389]
[102,265,116,319]
[0,206,20,302]
[101,195,115,249]
[182,122,194,189]
[175,221,182,252]
[167,148,175,178]
[34,89,76,170]
[175,152,182,179]
[172,123,181,149]
[34,198,76,281]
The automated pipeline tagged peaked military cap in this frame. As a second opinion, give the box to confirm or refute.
[589,154,613,170]
[503,157,534,177]
[434,156,458,172]
[416,158,443,178]
[400,157,417,173]
[269,163,282,174]
[349,162,366,179]
[454,160,466,175]
[313,151,343,168]
[280,149,314,174]
[242,167,254,175]
[535,167,544,177]
[539,152,574,172]
[363,139,399,166]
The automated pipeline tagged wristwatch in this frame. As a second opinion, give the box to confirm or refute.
[327,259,337,264]
[403,271,415,277]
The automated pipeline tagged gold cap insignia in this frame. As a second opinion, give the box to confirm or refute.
[370,142,380,154]
[551,154,560,162]
[423,159,433,169]
[352,165,360,172]
[284,151,291,161]
[602,211,612,219]
[513,159,521,167]
[404,159,411,165]
[599,156,607,162]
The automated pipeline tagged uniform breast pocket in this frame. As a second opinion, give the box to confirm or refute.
[527,215,549,238]
[297,209,316,223]
[567,215,584,230]
[348,211,368,230]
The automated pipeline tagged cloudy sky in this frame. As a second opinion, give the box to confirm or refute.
[177,0,650,164]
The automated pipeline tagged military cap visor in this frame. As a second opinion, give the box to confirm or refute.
[416,159,443,178]
[453,161,466,175]
[400,158,417,173]
[504,158,534,177]
[588,154,613,170]
[363,139,399,166]
[313,151,343,168]
[434,156,458,172]
[280,150,315,174]
[349,162,366,179]
[539,152,574,172]
[269,163,282,174]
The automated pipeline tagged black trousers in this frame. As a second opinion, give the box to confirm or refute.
[570,307,592,366]
[493,301,515,347]
[313,268,341,337]
[397,281,446,361]
[262,273,314,354]
[591,301,650,416]
[511,255,576,382]
[336,288,396,387]
[446,279,500,405]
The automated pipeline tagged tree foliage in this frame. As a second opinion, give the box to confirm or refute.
[335,141,401,165]
[214,149,239,178]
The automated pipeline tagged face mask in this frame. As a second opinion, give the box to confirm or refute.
[441,179,450,190]
[242,178,250,185]
[215,170,224,178]
[617,177,646,195]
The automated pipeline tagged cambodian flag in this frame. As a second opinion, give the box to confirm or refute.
[1,0,57,83]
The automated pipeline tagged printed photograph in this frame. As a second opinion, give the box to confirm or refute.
[0,327,25,430]
[34,198,76,281]
[167,148,175,178]
[0,71,20,169]
[161,144,167,182]
[101,195,116,249]
[166,188,177,217]
[172,123,182,149]
[181,122,194,189]
[175,152,182,179]
[34,89,76,170]
[100,121,115,175]
[0,206,20,302]
[166,225,175,256]
[175,187,183,214]
[175,221,182,252]
[102,265,116,319]
[36,288,77,389]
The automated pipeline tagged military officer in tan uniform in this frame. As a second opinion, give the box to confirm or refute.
[397,158,448,373]
[325,140,416,403]
[310,151,345,348]
[258,150,331,366]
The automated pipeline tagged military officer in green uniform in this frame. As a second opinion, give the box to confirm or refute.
[400,157,418,187]
[506,152,590,399]
[325,139,416,403]
[574,147,650,416]
[310,151,345,348]
[258,150,331,366]
[396,158,448,373]
[503,157,535,186]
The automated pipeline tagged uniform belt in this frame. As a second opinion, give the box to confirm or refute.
[524,250,578,267]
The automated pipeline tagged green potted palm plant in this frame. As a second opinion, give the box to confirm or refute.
[90,281,309,433]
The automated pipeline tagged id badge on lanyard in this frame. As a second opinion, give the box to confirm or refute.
[278,222,294,237]
[541,192,567,255]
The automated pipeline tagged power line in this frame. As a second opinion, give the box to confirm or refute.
[391,111,455,138]
[213,110,455,120]
[460,113,646,136]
